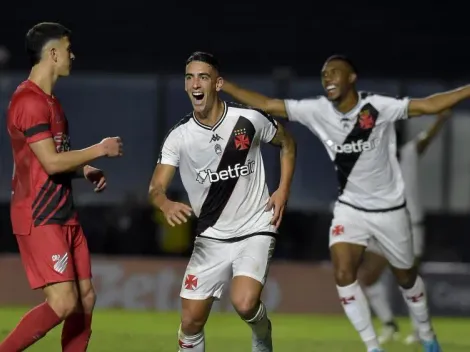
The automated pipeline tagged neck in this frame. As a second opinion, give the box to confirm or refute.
[28,64,58,95]
[194,99,225,127]
[334,89,359,114]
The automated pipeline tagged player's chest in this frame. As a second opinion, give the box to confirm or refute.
[318,103,383,142]
[182,123,258,166]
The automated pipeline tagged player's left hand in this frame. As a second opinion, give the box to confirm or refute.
[266,188,289,229]
[84,165,107,192]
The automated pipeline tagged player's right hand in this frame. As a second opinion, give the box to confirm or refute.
[100,137,123,157]
[161,200,192,227]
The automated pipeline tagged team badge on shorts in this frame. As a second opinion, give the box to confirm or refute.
[184,274,198,290]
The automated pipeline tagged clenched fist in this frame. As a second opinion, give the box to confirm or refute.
[100,137,123,157]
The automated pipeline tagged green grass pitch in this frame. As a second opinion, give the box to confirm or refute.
[0,307,469,351]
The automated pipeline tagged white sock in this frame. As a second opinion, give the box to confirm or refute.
[337,281,380,351]
[178,326,205,351]
[365,280,395,325]
[408,308,419,334]
[400,276,434,341]
[245,301,270,339]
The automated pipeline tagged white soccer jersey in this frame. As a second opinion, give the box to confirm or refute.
[158,101,278,240]
[399,140,424,223]
[285,92,410,211]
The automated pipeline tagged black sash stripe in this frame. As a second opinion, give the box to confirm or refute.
[334,103,379,195]
[196,116,256,235]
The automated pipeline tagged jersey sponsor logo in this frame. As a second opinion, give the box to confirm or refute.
[326,138,379,154]
[234,128,251,150]
[196,160,255,184]
[210,133,223,143]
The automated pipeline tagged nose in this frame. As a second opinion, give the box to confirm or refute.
[70,52,75,61]
[192,78,201,89]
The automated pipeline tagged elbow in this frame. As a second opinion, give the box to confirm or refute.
[43,162,61,176]
[41,155,63,175]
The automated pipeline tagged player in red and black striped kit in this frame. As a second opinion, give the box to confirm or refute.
[1,22,123,351]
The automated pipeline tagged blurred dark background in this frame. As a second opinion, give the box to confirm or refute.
[1,2,470,310]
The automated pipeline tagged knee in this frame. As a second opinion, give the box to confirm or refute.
[334,267,357,287]
[393,267,418,289]
[180,310,206,336]
[232,294,259,320]
[80,287,97,314]
[46,288,79,319]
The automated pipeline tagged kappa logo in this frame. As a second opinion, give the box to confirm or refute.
[210,134,223,143]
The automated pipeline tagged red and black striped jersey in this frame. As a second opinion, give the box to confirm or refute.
[7,80,78,235]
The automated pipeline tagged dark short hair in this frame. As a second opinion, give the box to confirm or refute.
[25,22,71,66]
[186,51,220,72]
[324,54,358,74]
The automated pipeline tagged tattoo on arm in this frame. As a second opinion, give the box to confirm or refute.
[269,124,286,147]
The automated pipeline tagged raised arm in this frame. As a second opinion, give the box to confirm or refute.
[408,85,470,117]
[223,81,288,117]
[415,109,451,155]
[15,95,121,175]
[29,137,121,175]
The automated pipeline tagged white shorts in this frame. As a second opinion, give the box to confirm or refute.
[180,234,276,300]
[329,202,414,269]
[367,222,425,259]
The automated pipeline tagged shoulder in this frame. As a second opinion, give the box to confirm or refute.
[226,101,276,124]
[11,87,48,110]
[163,113,192,142]
[361,91,407,107]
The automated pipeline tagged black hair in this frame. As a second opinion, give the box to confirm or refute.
[325,54,358,74]
[25,22,71,66]
[186,51,220,72]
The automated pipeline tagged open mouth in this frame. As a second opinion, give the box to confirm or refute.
[326,84,337,95]
[192,92,204,101]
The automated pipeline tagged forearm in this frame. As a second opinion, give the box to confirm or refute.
[416,115,449,155]
[149,184,169,210]
[277,140,296,192]
[223,81,270,110]
[49,145,104,174]
[412,85,470,115]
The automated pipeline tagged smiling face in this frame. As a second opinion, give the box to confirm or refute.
[184,60,223,115]
[321,59,356,102]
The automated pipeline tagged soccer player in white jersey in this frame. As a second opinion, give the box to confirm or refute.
[149,52,296,352]
[222,54,470,352]
[360,110,452,346]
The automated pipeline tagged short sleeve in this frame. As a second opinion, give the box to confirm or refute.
[157,129,180,167]
[15,94,52,143]
[258,111,278,143]
[284,98,322,125]
[378,96,410,122]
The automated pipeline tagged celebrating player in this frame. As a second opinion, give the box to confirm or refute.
[149,51,296,352]
[221,55,470,352]
[361,110,452,345]
[1,22,123,352]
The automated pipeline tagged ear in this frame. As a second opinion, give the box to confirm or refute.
[349,72,357,84]
[215,76,224,92]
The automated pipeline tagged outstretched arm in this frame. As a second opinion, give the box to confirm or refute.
[416,109,452,155]
[408,85,470,117]
[223,81,288,117]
